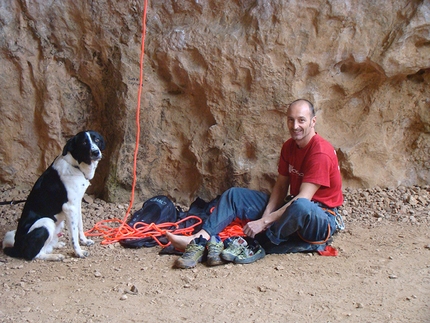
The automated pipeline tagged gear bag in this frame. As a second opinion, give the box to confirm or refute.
[119,195,181,248]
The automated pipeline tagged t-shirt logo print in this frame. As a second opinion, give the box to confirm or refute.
[289,164,304,177]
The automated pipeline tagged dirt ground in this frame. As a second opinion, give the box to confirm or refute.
[0,186,429,323]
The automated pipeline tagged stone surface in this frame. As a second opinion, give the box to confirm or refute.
[0,0,429,205]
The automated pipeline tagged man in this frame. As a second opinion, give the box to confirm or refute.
[167,99,344,268]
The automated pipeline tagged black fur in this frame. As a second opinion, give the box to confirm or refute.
[3,130,105,260]
[63,130,106,165]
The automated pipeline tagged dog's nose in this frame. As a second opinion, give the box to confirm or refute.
[91,150,100,158]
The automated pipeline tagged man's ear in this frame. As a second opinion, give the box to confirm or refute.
[311,116,316,128]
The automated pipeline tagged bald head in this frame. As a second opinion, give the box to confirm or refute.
[286,99,317,148]
[288,99,315,118]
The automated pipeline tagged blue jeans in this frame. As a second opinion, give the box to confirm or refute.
[202,187,338,253]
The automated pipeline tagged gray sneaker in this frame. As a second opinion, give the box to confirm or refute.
[206,235,224,266]
[221,236,248,262]
[234,240,266,264]
[174,236,207,269]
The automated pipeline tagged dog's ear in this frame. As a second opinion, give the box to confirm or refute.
[91,132,106,151]
[95,136,106,151]
[62,137,75,156]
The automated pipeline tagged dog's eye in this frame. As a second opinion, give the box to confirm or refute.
[94,138,100,143]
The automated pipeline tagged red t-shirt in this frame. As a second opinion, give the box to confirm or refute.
[278,134,343,208]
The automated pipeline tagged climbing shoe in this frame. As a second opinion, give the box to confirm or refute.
[174,236,207,269]
[234,239,266,264]
[206,235,224,266]
[221,236,248,262]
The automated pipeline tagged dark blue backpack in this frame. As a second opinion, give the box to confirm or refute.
[119,195,220,249]
[119,195,180,248]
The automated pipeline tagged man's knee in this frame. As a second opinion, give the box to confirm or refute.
[224,187,249,199]
[289,198,313,216]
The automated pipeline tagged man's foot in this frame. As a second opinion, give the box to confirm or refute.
[174,236,207,269]
[166,232,195,251]
[206,236,224,266]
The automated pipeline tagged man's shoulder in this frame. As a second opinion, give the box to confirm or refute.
[311,134,335,152]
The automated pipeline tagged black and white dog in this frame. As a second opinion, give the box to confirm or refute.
[2,130,105,261]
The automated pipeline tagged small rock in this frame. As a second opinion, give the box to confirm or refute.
[120,294,128,300]
[389,274,398,279]
[129,285,138,294]
[83,194,94,204]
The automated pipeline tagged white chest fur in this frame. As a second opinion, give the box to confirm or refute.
[52,155,90,200]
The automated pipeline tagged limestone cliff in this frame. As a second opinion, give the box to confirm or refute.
[0,0,428,205]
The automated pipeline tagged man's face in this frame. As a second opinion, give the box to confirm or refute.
[286,102,316,148]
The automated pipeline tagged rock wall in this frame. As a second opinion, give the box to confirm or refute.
[0,0,429,205]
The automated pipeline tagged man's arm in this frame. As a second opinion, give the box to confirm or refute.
[242,174,289,237]
[243,178,320,238]
[263,174,290,215]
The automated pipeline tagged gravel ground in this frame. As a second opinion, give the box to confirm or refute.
[0,184,429,323]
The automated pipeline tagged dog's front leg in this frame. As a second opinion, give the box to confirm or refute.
[78,206,94,246]
[63,203,89,258]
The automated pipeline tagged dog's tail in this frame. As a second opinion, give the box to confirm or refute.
[3,227,50,260]
[3,230,21,258]
[2,230,15,249]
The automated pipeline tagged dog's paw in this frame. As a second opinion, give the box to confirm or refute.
[81,238,94,246]
[56,254,66,261]
[55,241,66,249]
[75,249,90,258]
[37,253,65,261]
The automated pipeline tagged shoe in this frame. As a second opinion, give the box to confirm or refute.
[234,239,266,264]
[206,236,224,266]
[174,236,207,269]
[221,236,248,262]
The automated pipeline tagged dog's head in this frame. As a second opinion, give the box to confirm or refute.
[62,131,106,166]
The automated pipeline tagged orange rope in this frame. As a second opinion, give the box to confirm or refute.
[85,1,247,247]
[119,0,148,228]
[85,0,156,246]
[85,215,203,247]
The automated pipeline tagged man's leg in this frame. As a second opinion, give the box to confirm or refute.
[265,198,337,246]
[167,187,268,249]
[202,187,269,236]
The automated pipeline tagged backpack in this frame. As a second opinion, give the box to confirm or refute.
[119,195,221,249]
[178,195,220,232]
[119,195,181,248]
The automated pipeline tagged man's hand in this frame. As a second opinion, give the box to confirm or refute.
[243,219,269,238]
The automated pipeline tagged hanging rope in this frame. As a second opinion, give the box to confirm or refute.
[85,0,207,246]
[85,1,246,246]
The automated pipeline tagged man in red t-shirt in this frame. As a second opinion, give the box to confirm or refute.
[167,99,344,268]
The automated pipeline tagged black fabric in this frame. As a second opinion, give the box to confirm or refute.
[178,195,220,232]
[120,195,180,248]
[120,195,220,249]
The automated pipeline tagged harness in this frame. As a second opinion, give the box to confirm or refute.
[297,203,345,245]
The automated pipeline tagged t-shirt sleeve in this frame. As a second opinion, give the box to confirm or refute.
[302,152,331,187]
